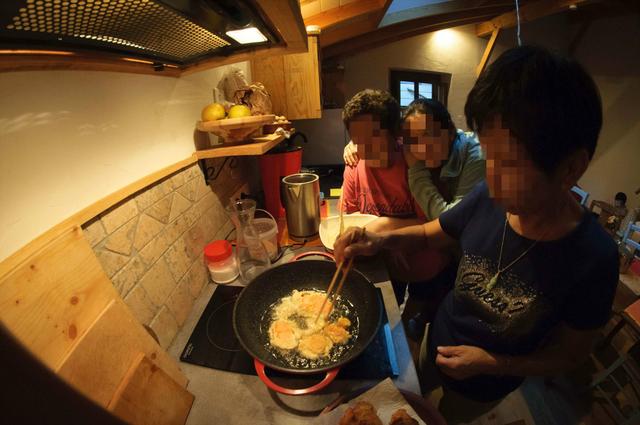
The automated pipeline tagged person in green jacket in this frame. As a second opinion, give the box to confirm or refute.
[402,98,486,220]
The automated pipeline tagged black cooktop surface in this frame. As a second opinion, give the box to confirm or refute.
[180,285,398,380]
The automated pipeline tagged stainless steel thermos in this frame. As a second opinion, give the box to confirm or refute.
[281,173,321,241]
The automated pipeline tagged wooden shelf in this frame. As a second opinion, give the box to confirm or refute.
[194,133,286,159]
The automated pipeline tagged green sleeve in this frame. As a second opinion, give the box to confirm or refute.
[408,162,449,221]
[452,156,486,203]
[408,148,485,221]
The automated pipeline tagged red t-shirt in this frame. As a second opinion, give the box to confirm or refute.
[342,151,417,217]
[342,151,447,281]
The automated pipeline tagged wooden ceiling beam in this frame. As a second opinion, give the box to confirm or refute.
[476,27,500,76]
[305,0,392,46]
[304,0,381,29]
[476,0,592,36]
[323,5,513,59]
[319,14,381,47]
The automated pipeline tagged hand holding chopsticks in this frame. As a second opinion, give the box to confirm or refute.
[315,227,364,323]
[333,225,383,267]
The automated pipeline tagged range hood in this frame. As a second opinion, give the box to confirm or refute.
[0,0,283,67]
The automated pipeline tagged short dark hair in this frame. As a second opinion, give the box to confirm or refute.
[465,45,602,175]
[615,192,627,204]
[343,89,400,134]
[402,98,455,130]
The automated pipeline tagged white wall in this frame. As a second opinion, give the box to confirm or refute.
[343,24,485,127]
[0,62,250,261]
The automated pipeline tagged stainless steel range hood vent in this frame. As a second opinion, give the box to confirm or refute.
[0,0,278,66]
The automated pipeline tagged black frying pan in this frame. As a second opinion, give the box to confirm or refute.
[233,258,382,395]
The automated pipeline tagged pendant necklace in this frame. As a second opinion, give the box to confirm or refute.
[486,213,550,291]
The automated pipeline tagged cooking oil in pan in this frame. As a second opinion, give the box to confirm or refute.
[260,289,359,369]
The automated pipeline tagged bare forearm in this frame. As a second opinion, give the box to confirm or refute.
[365,217,425,233]
[335,219,454,262]
[379,225,428,252]
[378,218,454,253]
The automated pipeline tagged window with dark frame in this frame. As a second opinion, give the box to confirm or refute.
[389,69,450,108]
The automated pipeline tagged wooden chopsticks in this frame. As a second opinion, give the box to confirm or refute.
[315,258,354,323]
[332,257,353,304]
[338,192,345,237]
[315,226,365,323]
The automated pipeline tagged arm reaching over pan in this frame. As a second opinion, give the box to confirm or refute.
[333,219,455,265]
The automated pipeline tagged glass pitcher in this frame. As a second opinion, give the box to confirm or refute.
[225,199,271,283]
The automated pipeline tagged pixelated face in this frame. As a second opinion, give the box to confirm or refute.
[401,113,451,168]
[479,114,552,214]
[348,114,391,168]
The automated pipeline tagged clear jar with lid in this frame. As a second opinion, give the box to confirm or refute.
[204,240,239,284]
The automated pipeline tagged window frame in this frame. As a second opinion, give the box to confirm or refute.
[389,69,450,108]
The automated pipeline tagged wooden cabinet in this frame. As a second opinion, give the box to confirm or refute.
[251,35,322,120]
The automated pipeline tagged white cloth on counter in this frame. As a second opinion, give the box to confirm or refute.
[314,378,426,425]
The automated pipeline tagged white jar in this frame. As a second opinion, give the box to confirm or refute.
[204,240,239,284]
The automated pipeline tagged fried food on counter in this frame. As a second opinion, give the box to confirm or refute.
[389,409,419,425]
[338,404,420,425]
[339,401,383,425]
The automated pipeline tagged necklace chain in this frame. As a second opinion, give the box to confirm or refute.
[485,213,548,291]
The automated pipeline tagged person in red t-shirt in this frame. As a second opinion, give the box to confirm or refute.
[341,90,450,304]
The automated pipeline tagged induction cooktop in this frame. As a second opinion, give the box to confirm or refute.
[180,285,398,380]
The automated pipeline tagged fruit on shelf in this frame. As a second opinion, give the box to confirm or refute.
[228,104,252,119]
[201,103,226,121]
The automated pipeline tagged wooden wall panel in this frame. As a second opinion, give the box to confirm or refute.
[0,225,116,371]
[57,300,188,407]
[108,353,194,425]
[283,36,322,120]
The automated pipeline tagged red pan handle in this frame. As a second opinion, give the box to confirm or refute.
[254,359,339,396]
[289,251,335,262]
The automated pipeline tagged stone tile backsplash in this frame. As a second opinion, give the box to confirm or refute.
[83,163,237,349]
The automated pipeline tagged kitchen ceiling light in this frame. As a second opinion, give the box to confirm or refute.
[225,27,267,44]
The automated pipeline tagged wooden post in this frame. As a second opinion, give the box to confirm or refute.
[476,27,500,77]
